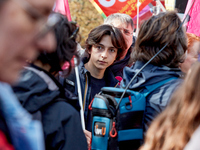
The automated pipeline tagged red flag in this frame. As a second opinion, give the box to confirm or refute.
[92,0,153,18]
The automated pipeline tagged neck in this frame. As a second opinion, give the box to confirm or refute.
[84,62,105,79]
[33,60,51,72]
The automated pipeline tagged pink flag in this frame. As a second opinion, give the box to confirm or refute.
[184,0,200,37]
[54,0,72,21]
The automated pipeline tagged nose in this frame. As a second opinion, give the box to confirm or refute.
[35,30,56,53]
[101,49,108,59]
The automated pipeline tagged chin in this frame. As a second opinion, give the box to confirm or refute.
[0,73,20,85]
[97,67,107,71]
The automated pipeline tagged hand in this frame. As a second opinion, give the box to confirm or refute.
[84,130,91,149]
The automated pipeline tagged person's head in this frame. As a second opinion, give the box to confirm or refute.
[180,33,200,73]
[104,13,134,58]
[140,62,200,150]
[35,13,79,76]
[132,11,187,68]
[85,24,127,71]
[0,0,56,84]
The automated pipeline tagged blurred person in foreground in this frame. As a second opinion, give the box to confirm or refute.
[0,0,56,149]
[121,11,187,133]
[104,13,135,78]
[180,32,200,73]
[140,61,200,150]
[12,13,88,150]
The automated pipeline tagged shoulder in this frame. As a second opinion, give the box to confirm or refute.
[147,78,183,109]
[15,68,47,89]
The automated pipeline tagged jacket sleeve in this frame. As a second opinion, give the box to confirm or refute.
[41,101,87,150]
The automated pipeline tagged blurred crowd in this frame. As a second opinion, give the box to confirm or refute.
[0,0,200,150]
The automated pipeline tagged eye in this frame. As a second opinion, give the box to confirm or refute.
[27,10,41,21]
[94,45,104,51]
[124,29,130,35]
[110,49,116,53]
[97,46,103,50]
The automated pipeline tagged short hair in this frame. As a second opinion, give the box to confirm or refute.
[131,11,187,68]
[85,24,127,61]
[186,32,200,53]
[104,13,134,30]
[37,13,79,75]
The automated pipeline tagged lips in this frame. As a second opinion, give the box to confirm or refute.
[98,60,107,64]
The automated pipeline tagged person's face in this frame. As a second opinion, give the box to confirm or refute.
[111,19,133,59]
[0,0,56,84]
[88,35,118,72]
[181,41,200,73]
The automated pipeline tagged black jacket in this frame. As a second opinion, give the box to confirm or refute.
[62,57,119,131]
[12,65,87,150]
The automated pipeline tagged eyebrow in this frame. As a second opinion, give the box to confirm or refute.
[97,43,117,49]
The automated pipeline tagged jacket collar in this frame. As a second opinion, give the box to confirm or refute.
[79,57,118,87]
[122,61,184,89]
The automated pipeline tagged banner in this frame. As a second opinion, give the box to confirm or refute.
[90,0,153,18]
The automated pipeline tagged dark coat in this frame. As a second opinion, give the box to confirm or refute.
[12,65,87,150]
[63,57,119,131]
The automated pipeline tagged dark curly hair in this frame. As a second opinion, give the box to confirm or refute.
[131,11,187,68]
[37,13,79,75]
[85,24,127,61]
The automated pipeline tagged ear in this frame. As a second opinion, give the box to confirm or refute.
[88,49,91,54]
[87,46,92,54]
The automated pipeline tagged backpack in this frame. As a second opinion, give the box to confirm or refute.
[90,77,176,150]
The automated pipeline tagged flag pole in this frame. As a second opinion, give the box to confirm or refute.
[64,0,72,21]
[136,0,140,37]
[156,0,166,12]
[74,58,85,130]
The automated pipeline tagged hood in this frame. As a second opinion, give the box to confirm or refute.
[12,65,62,113]
[121,61,183,90]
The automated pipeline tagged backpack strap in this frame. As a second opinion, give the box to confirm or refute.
[142,77,178,97]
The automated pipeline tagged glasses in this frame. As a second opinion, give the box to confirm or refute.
[117,27,133,36]
[36,13,61,38]
[12,0,60,38]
